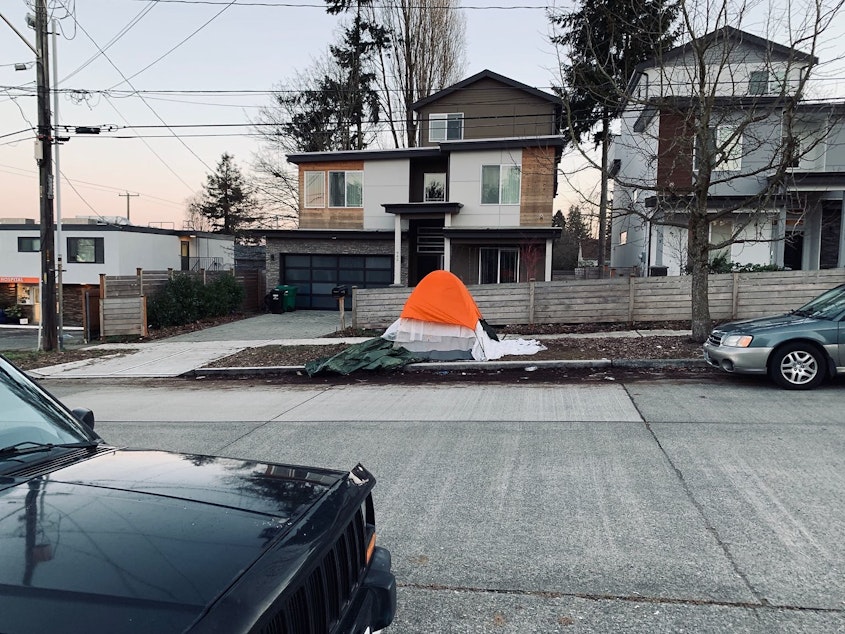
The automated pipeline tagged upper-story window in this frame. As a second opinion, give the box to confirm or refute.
[328,171,363,207]
[423,173,446,202]
[17,237,40,252]
[304,171,325,208]
[694,125,743,172]
[67,237,104,264]
[429,113,463,142]
[481,165,521,205]
[749,69,788,95]
[636,72,649,100]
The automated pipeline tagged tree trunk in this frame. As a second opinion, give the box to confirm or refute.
[598,112,610,277]
[688,200,711,342]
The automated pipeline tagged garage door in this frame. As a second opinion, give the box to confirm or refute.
[281,254,393,309]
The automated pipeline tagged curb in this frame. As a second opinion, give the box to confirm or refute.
[189,358,707,379]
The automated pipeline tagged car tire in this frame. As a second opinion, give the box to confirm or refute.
[768,342,827,390]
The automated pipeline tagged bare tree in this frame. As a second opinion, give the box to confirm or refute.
[554,0,845,341]
[367,0,467,147]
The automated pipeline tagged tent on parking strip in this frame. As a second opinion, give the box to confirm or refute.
[305,270,545,375]
[381,270,545,361]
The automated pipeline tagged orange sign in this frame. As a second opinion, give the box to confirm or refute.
[0,276,39,284]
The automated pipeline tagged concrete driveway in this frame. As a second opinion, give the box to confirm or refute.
[22,312,367,379]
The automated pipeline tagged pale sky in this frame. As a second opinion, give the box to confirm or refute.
[1,1,844,230]
[0,0,561,228]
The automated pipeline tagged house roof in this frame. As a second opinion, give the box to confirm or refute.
[625,26,819,104]
[637,26,817,71]
[411,69,560,111]
[287,136,565,164]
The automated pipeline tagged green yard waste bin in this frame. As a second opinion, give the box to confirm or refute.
[275,285,298,312]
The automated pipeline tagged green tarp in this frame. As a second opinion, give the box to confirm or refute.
[305,338,422,376]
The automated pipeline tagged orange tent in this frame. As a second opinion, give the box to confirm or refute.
[399,270,482,330]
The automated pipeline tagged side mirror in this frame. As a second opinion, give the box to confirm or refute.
[72,407,95,430]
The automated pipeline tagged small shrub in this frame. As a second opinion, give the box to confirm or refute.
[148,273,244,329]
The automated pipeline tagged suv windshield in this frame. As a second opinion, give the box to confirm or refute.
[0,356,98,459]
[795,284,845,321]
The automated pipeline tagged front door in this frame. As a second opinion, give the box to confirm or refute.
[180,241,190,271]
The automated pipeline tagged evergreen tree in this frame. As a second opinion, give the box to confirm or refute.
[192,154,258,236]
[550,0,679,274]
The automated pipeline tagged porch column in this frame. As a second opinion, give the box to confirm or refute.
[840,192,845,267]
[774,208,787,268]
[545,238,553,281]
[443,212,451,272]
[393,214,402,285]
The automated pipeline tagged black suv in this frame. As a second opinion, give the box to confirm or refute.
[0,354,396,634]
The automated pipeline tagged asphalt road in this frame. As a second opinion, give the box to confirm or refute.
[45,377,845,633]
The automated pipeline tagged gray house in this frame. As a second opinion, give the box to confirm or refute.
[264,70,564,309]
[610,27,845,276]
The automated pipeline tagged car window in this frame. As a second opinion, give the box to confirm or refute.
[797,285,845,320]
[0,357,94,450]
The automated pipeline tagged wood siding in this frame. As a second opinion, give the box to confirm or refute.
[417,78,557,146]
[520,146,555,226]
[657,111,694,192]
[299,161,365,230]
[353,269,845,328]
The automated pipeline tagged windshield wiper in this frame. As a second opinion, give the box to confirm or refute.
[0,440,101,458]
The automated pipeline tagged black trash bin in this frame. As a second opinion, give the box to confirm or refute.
[649,266,668,276]
[264,290,284,314]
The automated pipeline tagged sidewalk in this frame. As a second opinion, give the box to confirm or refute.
[24,312,698,380]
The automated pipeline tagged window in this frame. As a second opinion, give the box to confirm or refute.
[694,126,742,172]
[481,165,521,205]
[304,171,325,208]
[749,70,769,95]
[636,72,649,99]
[479,248,519,284]
[749,69,788,96]
[328,171,363,207]
[67,237,104,263]
[423,173,446,202]
[429,113,463,142]
[17,237,40,252]
[716,126,742,171]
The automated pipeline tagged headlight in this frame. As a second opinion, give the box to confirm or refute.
[721,334,753,347]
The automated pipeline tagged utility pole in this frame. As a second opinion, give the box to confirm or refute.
[35,0,57,351]
[119,191,139,223]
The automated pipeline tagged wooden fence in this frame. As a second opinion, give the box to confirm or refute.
[352,269,845,328]
[98,268,265,338]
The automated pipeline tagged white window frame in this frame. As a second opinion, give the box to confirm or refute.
[328,170,363,208]
[429,113,463,142]
[716,125,742,172]
[694,125,742,172]
[304,171,325,208]
[423,172,446,202]
[481,164,521,205]
[479,247,520,284]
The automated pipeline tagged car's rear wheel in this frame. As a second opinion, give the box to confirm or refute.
[769,343,826,390]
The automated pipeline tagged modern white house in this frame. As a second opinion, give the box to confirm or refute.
[0,217,234,324]
[263,70,564,309]
[610,26,845,276]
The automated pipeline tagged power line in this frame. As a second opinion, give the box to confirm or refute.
[126,0,551,8]
[54,0,213,187]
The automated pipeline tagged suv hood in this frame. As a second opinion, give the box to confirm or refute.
[0,449,341,633]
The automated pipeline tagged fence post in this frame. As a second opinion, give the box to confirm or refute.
[628,276,636,324]
[732,271,739,319]
[351,286,358,329]
[137,267,144,297]
[528,279,535,324]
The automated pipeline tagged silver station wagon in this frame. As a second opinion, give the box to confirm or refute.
[703,284,845,389]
